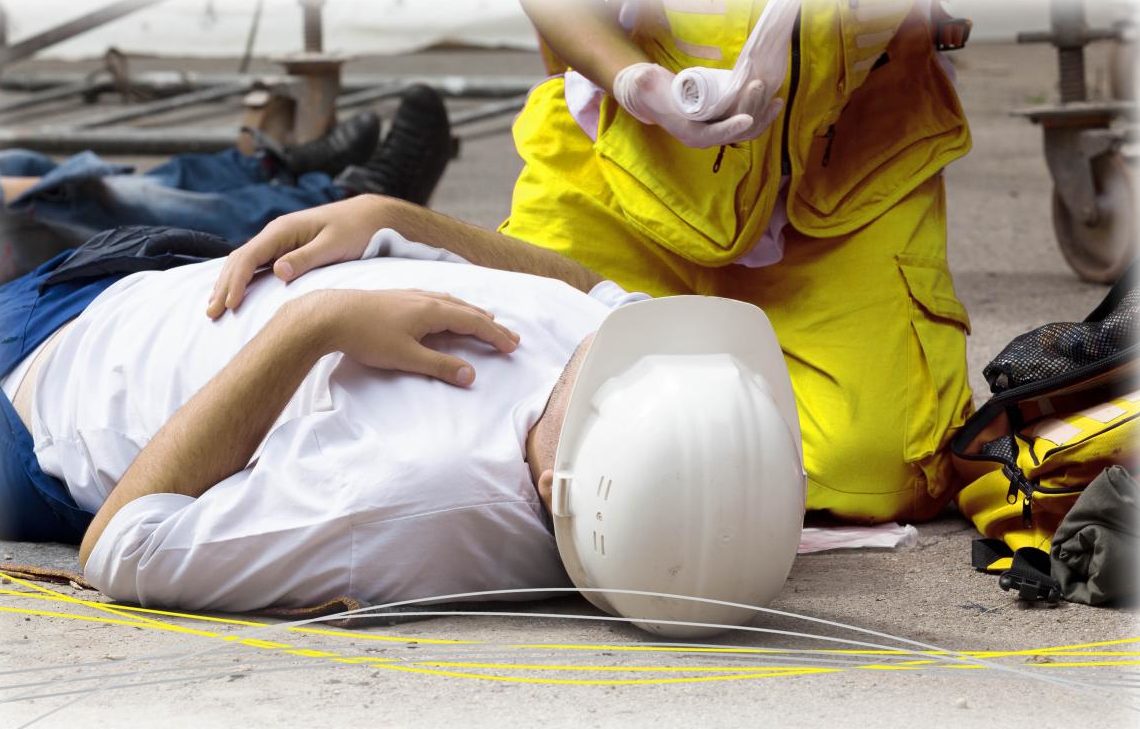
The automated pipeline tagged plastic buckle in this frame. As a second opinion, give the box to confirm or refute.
[998,571,1061,604]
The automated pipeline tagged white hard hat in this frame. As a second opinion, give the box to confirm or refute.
[551,296,805,638]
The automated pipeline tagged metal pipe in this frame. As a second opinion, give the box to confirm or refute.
[0,97,529,155]
[0,81,107,115]
[0,0,166,67]
[449,96,526,126]
[238,0,265,75]
[0,72,539,97]
[74,83,248,128]
[0,126,235,154]
[334,84,405,110]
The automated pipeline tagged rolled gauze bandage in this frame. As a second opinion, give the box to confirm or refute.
[672,68,740,122]
[671,0,801,122]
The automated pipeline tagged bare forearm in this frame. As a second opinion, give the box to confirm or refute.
[79,294,334,566]
[520,0,647,93]
[371,196,603,292]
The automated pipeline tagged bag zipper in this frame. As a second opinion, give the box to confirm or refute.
[1001,412,1137,525]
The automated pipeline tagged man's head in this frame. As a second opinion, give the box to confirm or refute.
[538,297,805,638]
[527,333,594,513]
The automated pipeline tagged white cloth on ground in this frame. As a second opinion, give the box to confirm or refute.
[797,523,919,554]
[29,243,641,612]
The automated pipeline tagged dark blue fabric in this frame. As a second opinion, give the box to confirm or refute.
[44,226,232,286]
[0,226,231,543]
[1,148,345,244]
[0,253,125,542]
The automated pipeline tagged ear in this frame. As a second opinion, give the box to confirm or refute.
[538,469,555,515]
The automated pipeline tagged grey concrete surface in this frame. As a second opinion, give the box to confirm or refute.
[1,42,1137,728]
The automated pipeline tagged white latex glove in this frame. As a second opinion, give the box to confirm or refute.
[613,62,772,149]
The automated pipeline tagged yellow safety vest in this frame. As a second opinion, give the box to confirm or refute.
[592,0,971,266]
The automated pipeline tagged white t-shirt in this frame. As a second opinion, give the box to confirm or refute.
[29,243,640,612]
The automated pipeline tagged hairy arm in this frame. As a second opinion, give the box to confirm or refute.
[368,196,602,290]
[519,0,648,93]
[81,288,519,566]
[207,195,602,319]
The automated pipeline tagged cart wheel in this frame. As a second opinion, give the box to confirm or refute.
[1052,152,1136,284]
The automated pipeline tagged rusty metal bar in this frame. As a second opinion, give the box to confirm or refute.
[73,83,249,128]
[0,72,538,96]
[0,0,166,67]
[0,126,236,154]
[0,93,527,155]
[334,84,405,110]
[0,80,105,115]
[449,96,526,126]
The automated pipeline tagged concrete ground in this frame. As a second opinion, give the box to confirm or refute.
[1,42,1137,728]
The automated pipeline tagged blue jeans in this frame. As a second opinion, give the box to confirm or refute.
[0,148,346,244]
[0,252,124,542]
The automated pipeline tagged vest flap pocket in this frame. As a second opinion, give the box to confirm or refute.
[594,102,755,266]
[790,12,970,236]
[898,256,970,333]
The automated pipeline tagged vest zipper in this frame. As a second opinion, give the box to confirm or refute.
[713,144,726,173]
[779,13,802,177]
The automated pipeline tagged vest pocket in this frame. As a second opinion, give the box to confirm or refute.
[790,12,970,236]
[898,256,971,479]
[594,103,756,265]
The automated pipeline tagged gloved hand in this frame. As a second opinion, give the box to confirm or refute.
[612,62,782,149]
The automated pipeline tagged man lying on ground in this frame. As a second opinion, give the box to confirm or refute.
[1,224,804,636]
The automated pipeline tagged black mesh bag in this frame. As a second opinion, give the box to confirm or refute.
[983,267,1137,395]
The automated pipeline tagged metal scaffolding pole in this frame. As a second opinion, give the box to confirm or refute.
[449,96,526,126]
[73,83,249,128]
[0,0,166,67]
[0,126,237,154]
[0,72,538,97]
[0,80,105,115]
[0,93,529,154]
[334,84,405,111]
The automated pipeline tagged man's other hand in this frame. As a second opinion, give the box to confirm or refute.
[207,195,391,319]
[310,289,521,387]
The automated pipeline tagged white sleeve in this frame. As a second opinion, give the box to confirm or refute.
[81,414,359,612]
[360,227,470,264]
[83,493,197,604]
[587,280,650,309]
[81,402,563,613]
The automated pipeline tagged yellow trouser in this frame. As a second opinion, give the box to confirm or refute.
[502,78,974,523]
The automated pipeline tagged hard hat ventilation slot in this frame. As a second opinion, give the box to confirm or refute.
[592,530,607,556]
[596,476,613,501]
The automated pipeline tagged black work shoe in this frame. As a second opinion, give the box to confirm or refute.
[333,84,456,205]
[245,110,381,179]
